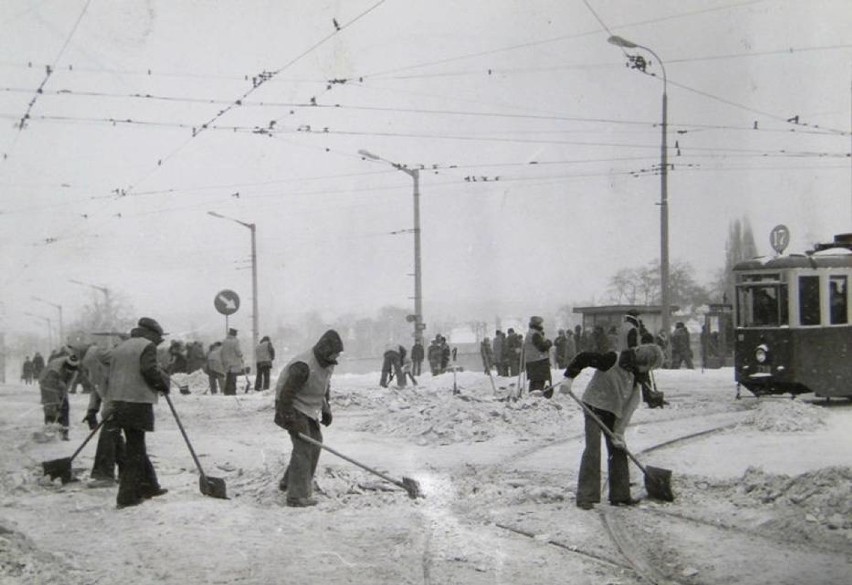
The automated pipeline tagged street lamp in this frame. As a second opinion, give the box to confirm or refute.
[358,149,425,347]
[32,296,63,345]
[608,35,671,338]
[208,211,259,362]
[69,279,112,331]
[25,312,53,349]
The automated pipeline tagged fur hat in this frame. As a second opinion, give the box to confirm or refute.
[65,354,80,368]
[137,317,165,337]
[529,316,544,328]
[634,343,664,370]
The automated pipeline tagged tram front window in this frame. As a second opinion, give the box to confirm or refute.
[799,276,821,326]
[737,285,788,327]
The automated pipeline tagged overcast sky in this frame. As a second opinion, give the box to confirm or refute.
[1,0,850,342]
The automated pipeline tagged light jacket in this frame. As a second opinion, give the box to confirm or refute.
[275,350,333,422]
[220,334,244,373]
[255,340,275,364]
[106,337,163,405]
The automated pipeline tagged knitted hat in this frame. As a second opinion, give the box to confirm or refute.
[634,343,664,370]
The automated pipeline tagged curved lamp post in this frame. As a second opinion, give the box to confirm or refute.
[358,149,424,347]
[608,35,671,338]
[208,211,259,363]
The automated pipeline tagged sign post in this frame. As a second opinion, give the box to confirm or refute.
[214,289,241,334]
[770,225,790,256]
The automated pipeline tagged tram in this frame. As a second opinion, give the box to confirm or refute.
[733,233,852,398]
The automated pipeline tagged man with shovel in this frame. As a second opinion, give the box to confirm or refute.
[38,354,80,440]
[274,329,344,507]
[559,343,664,510]
[105,317,171,509]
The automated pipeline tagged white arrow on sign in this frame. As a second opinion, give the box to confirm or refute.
[217,294,237,310]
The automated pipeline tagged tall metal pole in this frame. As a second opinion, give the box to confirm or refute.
[608,35,670,337]
[32,297,63,345]
[660,79,670,339]
[249,222,259,363]
[412,168,423,347]
[358,149,425,346]
[207,211,260,364]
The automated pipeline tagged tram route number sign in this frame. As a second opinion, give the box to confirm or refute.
[214,289,240,316]
[770,224,790,255]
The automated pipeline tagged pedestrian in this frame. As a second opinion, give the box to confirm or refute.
[504,329,522,377]
[273,329,343,507]
[105,317,170,509]
[410,340,424,377]
[380,344,406,388]
[220,328,245,395]
[492,330,505,376]
[440,336,451,372]
[554,330,568,369]
[32,352,45,379]
[480,336,494,374]
[22,356,34,384]
[523,316,554,396]
[166,340,187,375]
[564,330,577,364]
[38,354,80,440]
[82,340,127,489]
[427,337,442,376]
[671,322,694,369]
[205,342,225,394]
[255,335,276,391]
[559,343,664,510]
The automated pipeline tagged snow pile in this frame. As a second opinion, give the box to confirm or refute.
[0,522,89,585]
[352,390,574,445]
[734,466,852,545]
[742,399,826,432]
[169,369,211,394]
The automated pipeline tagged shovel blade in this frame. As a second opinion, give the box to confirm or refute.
[401,476,424,500]
[42,458,73,484]
[644,465,674,502]
[199,475,228,499]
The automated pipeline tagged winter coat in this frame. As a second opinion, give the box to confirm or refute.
[492,335,504,363]
[39,357,75,408]
[410,342,425,362]
[220,334,245,373]
[256,340,275,365]
[22,359,33,378]
[567,351,641,437]
[32,353,45,376]
[523,327,552,364]
[82,345,111,398]
[106,334,168,405]
[207,346,225,376]
[274,330,342,426]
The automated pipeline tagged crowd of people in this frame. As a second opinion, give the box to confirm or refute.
[24,307,697,511]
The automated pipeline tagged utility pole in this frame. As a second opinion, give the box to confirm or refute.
[358,149,425,347]
[608,35,671,338]
[69,279,112,331]
[32,296,63,346]
[208,211,260,363]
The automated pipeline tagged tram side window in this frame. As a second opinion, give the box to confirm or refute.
[798,276,821,326]
[830,275,848,324]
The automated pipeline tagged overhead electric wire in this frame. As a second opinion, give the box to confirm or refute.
[3,0,92,162]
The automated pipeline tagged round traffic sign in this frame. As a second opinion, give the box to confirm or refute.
[214,289,241,315]
[769,225,790,255]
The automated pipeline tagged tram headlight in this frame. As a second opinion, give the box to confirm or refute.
[755,344,769,364]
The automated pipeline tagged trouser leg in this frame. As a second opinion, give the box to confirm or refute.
[224,372,237,395]
[607,436,632,504]
[118,428,145,505]
[208,373,218,394]
[286,416,322,502]
[577,408,607,505]
[91,421,122,480]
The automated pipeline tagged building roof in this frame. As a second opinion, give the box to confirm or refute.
[572,304,679,315]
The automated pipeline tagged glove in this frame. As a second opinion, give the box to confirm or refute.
[82,409,98,430]
[558,378,574,395]
[321,409,333,427]
[610,433,626,450]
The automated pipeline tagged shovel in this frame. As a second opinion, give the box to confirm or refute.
[563,385,674,502]
[42,416,108,484]
[297,432,424,499]
[162,392,228,499]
